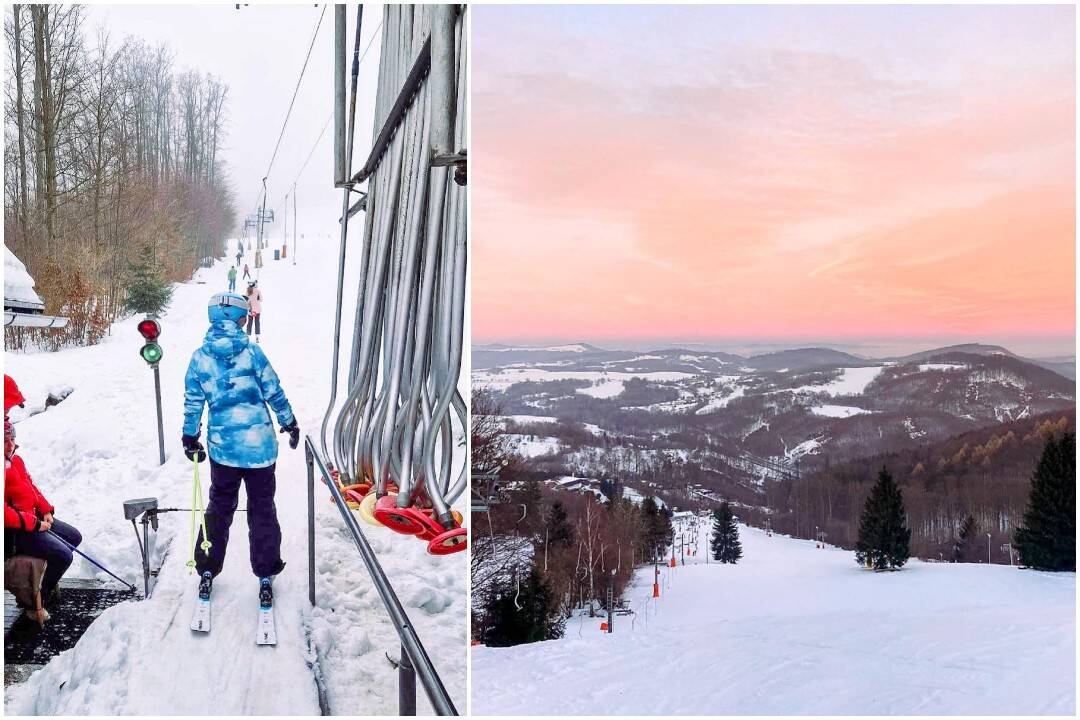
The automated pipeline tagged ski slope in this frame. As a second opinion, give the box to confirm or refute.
[472,520,1075,715]
[5,233,466,715]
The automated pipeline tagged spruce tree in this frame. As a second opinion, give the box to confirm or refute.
[482,566,565,647]
[710,502,743,563]
[952,514,979,563]
[124,243,172,316]
[855,467,911,570]
[545,501,574,550]
[1014,433,1075,571]
[641,497,670,561]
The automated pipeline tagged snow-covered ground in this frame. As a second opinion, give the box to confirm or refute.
[507,434,563,458]
[5,232,466,715]
[472,521,1075,715]
[815,365,884,396]
[473,368,695,392]
[811,403,871,418]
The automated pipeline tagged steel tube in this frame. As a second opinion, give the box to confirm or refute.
[399,643,417,715]
[153,365,165,466]
[307,443,316,607]
[306,437,457,716]
[333,5,346,186]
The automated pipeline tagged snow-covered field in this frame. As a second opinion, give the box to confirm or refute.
[507,434,563,458]
[4,232,466,715]
[472,521,1075,715]
[811,403,871,418]
[473,368,695,392]
[808,365,884,396]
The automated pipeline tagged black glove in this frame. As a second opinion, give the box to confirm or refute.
[279,420,300,450]
[182,434,206,463]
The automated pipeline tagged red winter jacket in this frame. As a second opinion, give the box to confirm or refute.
[5,453,53,531]
[5,375,26,415]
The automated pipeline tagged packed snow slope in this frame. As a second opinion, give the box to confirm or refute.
[472,520,1075,715]
[5,233,466,715]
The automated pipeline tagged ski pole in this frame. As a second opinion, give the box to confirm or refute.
[47,530,137,593]
[187,454,212,573]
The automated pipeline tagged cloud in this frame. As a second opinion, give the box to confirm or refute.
[472,7,1075,343]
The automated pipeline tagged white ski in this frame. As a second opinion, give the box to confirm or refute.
[190,597,211,633]
[256,604,276,645]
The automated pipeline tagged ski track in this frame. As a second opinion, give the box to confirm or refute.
[5,232,466,715]
[472,521,1075,716]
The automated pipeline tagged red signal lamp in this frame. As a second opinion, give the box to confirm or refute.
[138,318,161,341]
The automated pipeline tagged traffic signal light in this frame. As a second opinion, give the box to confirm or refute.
[140,343,163,364]
[138,318,162,365]
[137,319,161,341]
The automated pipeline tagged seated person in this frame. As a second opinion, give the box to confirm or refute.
[4,419,82,610]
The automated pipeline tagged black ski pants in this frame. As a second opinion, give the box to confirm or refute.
[194,460,284,579]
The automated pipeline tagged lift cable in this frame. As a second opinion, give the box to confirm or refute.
[244,4,327,222]
[267,18,384,215]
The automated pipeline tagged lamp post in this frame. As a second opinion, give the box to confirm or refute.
[987,533,992,564]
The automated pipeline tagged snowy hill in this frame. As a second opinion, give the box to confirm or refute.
[472,520,1075,715]
[473,341,1075,503]
[4,234,466,714]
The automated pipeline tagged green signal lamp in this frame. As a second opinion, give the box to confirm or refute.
[140,342,163,364]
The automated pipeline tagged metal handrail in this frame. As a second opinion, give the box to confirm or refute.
[305,435,458,716]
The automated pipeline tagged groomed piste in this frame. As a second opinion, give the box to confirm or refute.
[472,517,1075,716]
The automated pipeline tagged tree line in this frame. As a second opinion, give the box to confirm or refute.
[850,431,1073,572]
[746,413,1074,563]
[5,5,235,349]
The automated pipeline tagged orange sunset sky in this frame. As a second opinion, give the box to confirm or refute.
[472,5,1076,357]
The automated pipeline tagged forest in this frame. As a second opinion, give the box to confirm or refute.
[746,411,1075,563]
[5,5,235,349]
[471,391,674,645]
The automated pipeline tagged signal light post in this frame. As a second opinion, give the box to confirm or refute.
[138,318,166,466]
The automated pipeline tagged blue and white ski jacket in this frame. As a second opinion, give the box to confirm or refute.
[182,320,295,469]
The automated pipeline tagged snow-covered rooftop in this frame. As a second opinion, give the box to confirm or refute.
[4,246,43,308]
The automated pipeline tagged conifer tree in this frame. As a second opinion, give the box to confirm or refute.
[855,467,911,570]
[545,501,574,550]
[710,502,742,563]
[1015,433,1075,571]
[952,514,979,563]
[641,497,671,561]
[124,242,172,316]
[482,566,565,647]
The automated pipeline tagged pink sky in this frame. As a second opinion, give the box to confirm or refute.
[472,6,1075,353]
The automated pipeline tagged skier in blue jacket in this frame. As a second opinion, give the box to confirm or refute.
[181,292,299,607]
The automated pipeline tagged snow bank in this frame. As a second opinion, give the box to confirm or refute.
[472,521,1075,715]
[4,246,42,306]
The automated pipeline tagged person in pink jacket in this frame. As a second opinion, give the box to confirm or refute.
[245,281,263,343]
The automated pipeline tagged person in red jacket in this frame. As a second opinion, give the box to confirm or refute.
[5,374,26,415]
[4,419,82,606]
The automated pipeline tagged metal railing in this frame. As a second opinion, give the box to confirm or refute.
[305,435,458,716]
